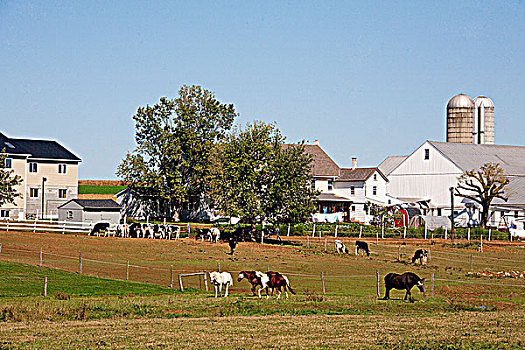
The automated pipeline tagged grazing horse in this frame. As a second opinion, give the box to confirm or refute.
[262,271,296,300]
[207,227,220,243]
[90,222,110,236]
[382,272,425,301]
[334,240,350,254]
[355,240,370,256]
[412,249,428,265]
[209,271,233,298]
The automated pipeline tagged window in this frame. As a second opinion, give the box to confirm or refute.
[29,162,38,173]
[515,211,519,218]
[58,164,67,174]
[4,158,12,168]
[0,210,9,218]
[67,211,73,219]
[424,149,430,160]
[373,174,377,181]
[58,189,67,199]
[328,179,333,191]
[351,205,355,211]
[30,188,39,198]
[373,186,377,196]
[350,186,355,195]
[311,179,316,189]
[437,208,442,216]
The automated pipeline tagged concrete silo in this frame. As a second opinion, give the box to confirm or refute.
[473,96,495,144]
[446,94,475,143]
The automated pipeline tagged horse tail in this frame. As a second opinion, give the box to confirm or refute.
[283,275,296,295]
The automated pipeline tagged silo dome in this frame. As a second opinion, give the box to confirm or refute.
[447,94,475,109]
[474,96,494,108]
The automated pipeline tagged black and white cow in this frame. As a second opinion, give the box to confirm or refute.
[412,249,428,265]
[355,240,370,256]
[334,240,350,254]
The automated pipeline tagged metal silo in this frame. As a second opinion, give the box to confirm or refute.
[473,96,495,144]
[447,94,475,143]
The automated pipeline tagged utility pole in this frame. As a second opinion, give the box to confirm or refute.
[450,186,455,242]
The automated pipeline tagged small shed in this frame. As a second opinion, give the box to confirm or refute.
[58,199,122,225]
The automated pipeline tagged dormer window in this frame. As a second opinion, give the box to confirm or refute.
[29,162,38,173]
[373,174,377,181]
[424,149,430,160]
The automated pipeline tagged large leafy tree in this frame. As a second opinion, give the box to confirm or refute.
[117,85,236,219]
[0,150,23,207]
[454,162,510,228]
[210,121,317,225]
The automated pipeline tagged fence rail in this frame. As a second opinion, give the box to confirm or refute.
[0,218,95,234]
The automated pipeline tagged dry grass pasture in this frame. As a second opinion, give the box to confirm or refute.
[0,230,524,349]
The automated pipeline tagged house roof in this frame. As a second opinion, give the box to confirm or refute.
[378,155,408,176]
[337,167,388,182]
[283,144,340,177]
[428,141,525,176]
[59,199,121,210]
[0,132,81,161]
[317,192,353,202]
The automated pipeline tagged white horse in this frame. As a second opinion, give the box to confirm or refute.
[208,227,220,243]
[209,271,233,298]
[334,240,349,254]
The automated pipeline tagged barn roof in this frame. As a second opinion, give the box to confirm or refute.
[378,155,408,176]
[429,141,525,176]
[282,144,340,177]
[0,132,81,161]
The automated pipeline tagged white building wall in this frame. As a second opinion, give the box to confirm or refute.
[387,142,463,208]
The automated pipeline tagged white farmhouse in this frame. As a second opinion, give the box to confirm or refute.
[0,132,81,219]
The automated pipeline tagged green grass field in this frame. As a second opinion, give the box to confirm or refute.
[78,185,127,195]
[0,230,524,349]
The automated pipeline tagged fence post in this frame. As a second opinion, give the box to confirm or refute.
[488,229,492,241]
[170,265,173,288]
[480,234,483,252]
[468,227,471,241]
[178,273,183,291]
[335,225,338,238]
[423,278,427,298]
[397,246,401,261]
[218,262,220,272]
[267,266,270,272]
[261,231,264,244]
[307,236,310,249]
[428,248,431,263]
[127,260,129,281]
[359,226,362,238]
[79,252,82,274]
[381,224,384,239]
[431,273,434,298]
[424,224,428,240]
[62,222,66,234]
[40,248,43,266]
[445,228,448,240]
[6,219,9,232]
[324,238,327,252]
[376,230,379,245]
[287,224,290,237]
[312,224,316,237]
[0,242,2,253]
[203,271,209,291]
[187,223,190,236]
[33,219,37,232]
[321,272,325,294]
[44,276,48,297]
[470,254,473,270]
[376,269,380,297]
[403,226,406,239]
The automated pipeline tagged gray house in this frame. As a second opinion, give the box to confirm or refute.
[58,199,122,225]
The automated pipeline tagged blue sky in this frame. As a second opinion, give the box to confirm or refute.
[1,1,524,179]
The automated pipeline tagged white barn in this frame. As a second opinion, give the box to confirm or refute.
[58,199,122,225]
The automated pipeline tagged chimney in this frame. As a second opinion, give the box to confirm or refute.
[351,157,357,170]
[314,140,319,146]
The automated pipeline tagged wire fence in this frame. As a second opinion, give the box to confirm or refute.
[1,239,524,300]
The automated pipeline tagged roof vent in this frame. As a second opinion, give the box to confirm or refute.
[314,140,319,146]
[5,142,15,149]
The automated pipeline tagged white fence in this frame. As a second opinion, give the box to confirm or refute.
[0,218,98,234]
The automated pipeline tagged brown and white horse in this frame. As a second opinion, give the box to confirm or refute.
[238,271,295,299]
